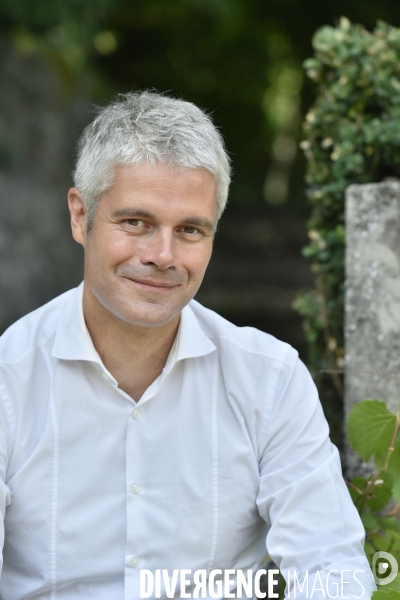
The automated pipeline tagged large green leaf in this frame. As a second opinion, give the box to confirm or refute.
[347,400,397,461]
[373,589,400,599]
[386,574,400,593]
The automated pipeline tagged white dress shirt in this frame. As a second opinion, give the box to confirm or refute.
[0,283,374,599]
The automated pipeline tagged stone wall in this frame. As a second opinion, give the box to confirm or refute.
[0,37,86,333]
[345,181,400,475]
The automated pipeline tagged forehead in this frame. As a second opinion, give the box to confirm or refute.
[107,162,217,203]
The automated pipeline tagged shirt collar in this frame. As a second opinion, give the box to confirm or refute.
[51,282,216,365]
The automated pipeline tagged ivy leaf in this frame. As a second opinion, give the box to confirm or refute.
[371,531,400,554]
[384,577,400,593]
[347,400,396,461]
[362,512,378,531]
[376,516,400,532]
[373,589,400,599]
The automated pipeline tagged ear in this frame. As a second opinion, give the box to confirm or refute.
[68,188,87,246]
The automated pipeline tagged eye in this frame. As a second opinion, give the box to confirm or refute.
[182,226,199,234]
[125,219,143,227]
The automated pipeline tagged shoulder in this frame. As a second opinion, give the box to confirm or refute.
[188,301,306,447]
[189,299,296,367]
[0,287,77,365]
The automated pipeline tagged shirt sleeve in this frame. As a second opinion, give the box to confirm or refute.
[256,353,376,599]
[0,389,12,580]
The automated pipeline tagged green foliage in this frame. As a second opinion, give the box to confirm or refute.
[374,590,400,600]
[0,0,119,89]
[1,0,305,204]
[295,17,400,393]
[98,0,304,207]
[348,401,397,462]
[0,0,115,37]
[347,400,400,594]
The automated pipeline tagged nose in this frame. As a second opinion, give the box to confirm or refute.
[139,228,176,271]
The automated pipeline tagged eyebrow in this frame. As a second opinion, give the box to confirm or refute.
[111,207,215,232]
[112,208,154,220]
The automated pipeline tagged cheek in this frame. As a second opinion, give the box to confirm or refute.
[92,231,140,268]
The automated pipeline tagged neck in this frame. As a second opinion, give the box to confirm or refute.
[82,283,180,401]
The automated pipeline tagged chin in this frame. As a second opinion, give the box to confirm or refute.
[116,302,181,328]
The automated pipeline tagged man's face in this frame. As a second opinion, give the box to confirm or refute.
[68,162,217,328]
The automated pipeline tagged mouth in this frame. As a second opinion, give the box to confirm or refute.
[120,276,179,292]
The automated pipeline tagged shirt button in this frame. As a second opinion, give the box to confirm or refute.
[132,409,140,420]
[131,484,140,494]
[130,556,140,568]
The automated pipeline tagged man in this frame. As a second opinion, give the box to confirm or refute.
[0,91,374,599]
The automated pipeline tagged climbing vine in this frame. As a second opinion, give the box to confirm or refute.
[294,18,400,408]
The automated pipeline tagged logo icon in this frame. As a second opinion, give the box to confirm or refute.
[372,551,398,586]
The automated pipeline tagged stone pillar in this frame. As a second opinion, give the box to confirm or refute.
[345,181,400,476]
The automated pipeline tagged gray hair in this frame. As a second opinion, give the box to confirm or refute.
[73,91,231,233]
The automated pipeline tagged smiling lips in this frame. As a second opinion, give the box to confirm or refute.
[121,276,180,291]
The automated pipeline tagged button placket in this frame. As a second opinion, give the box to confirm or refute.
[126,404,144,581]
[129,556,140,568]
